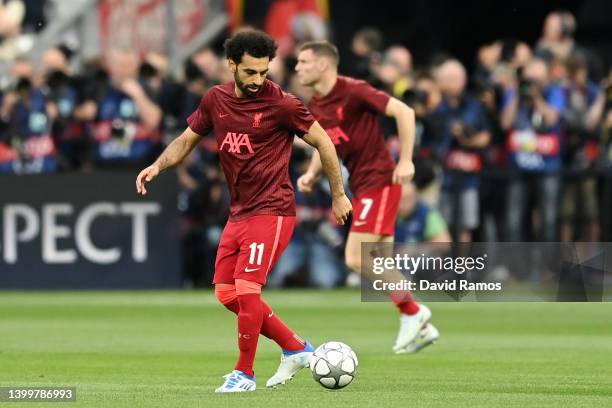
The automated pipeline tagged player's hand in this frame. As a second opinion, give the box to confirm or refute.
[297,171,319,193]
[332,193,352,225]
[136,164,160,195]
[392,160,415,184]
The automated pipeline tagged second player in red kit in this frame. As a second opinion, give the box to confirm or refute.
[136,31,352,393]
[295,41,439,354]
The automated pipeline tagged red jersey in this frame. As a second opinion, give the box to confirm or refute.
[308,76,395,196]
[187,80,315,220]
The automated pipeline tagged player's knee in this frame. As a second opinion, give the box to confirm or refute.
[345,254,361,273]
[215,284,237,305]
[235,279,262,296]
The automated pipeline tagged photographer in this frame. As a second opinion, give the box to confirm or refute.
[500,57,566,241]
[395,182,451,244]
[433,59,491,243]
[560,56,604,241]
[40,47,94,171]
[599,69,612,241]
[89,50,163,169]
[0,74,58,174]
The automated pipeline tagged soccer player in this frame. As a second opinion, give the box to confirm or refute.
[136,31,352,392]
[295,41,438,353]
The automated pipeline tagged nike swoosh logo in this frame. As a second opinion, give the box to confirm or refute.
[268,312,274,318]
[219,113,230,118]
[244,267,261,272]
[354,221,367,226]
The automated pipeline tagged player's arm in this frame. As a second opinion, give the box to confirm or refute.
[302,121,352,225]
[385,97,416,184]
[136,127,202,195]
[296,148,323,194]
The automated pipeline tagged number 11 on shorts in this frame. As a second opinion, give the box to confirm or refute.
[249,242,264,265]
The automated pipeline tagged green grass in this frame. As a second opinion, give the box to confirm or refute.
[1,290,612,407]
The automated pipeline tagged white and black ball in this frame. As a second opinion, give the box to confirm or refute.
[309,341,358,389]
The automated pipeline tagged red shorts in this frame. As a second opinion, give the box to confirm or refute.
[214,215,296,285]
[350,184,401,236]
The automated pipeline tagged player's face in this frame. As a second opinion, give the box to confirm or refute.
[229,53,270,98]
[295,49,322,87]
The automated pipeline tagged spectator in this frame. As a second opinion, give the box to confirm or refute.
[397,72,442,202]
[0,0,25,62]
[192,48,221,84]
[395,182,451,244]
[598,69,612,241]
[500,57,566,241]
[178,58,210,126]
[536,10,577,62]
[38,47,92,171]
[0,0,23,38]
[560,55,605,241]
[89,50,163,168]
[343,27,383,81]
[0,69,58,174]
[140,52,186,137]
[178,148,230,287]
[475,62,512,242]
[376,45,413,98]
[433,59,491,243]
[535,10,602,80]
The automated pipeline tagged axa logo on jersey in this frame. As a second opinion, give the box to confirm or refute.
[220,132,254,154]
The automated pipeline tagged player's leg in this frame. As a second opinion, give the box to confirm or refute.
[346,185,433,352]
[213,221,257,393]
[215,272,306,352]
[234,278,264,378]
[216,282,308,355]
[346,185,420,311]
[232,215,314,388]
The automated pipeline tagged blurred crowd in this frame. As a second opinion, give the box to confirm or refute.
[1,5,612,287]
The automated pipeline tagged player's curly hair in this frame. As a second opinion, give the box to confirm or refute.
[224,29,278,64]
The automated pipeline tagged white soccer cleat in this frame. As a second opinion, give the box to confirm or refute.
[266,342,314,388]
[392,304,432,352]
[214,370,256,393]
[395,323,440,354]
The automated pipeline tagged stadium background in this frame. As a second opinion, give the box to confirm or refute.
[1,1,612,407]
[2,0,612,288]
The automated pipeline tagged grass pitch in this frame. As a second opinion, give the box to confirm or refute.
[1,290,612,407]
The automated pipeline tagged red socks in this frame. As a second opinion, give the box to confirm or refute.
[217,297,304,352]
[235,293,263,377]
[215,283,305,377]
[390,291,420,315]
[261,300,305,352]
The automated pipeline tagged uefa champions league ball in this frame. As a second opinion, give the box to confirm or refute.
[309,341,358,389]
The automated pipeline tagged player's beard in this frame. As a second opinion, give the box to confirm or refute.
[235,73,261,98]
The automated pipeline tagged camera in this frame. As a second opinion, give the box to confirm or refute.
[452,120,477,139]
[110,119,126,139]
[403,88,429,111]
[518,78,536,104]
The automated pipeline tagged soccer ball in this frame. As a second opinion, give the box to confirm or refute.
[309,341,358,389]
